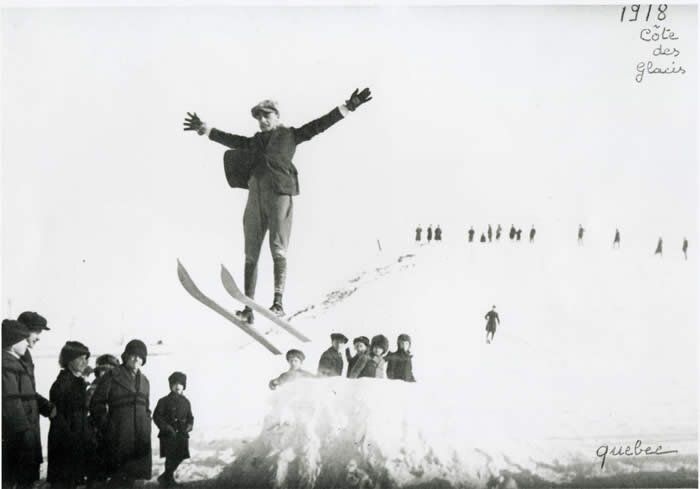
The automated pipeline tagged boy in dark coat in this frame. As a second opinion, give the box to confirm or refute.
[317,333,348,377]
[184,88,372,323]
[345,336,370,378]
[269,350,315,390]
[48,341,93,489]
[349,335,389,379]
[386,334,416,383]
[90,339,152,489]
[153,372,194,487]
[2,319,43,489]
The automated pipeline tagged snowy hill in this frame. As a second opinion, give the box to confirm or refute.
[31,237,697,487]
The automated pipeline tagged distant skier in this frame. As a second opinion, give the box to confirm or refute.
[345,336,369,378]
[434,225,442,241]
[269,350,315,390]
[496,225,502,241]
[487,225,493,242]
[480,233,486,243]
[468,226,475,243]
[183,87,372,324]
[509,225,516,240]
[682,237,688,260]
[415,225,422,243]
[529,226,536,243]
[427,225,433,243]
[318,333,348,377]
[654,237,663,256]
[516,229,522,241]
[577,225,585,246]
[386,334,416,382]
[612,229,620,249]
[484,306,500,344]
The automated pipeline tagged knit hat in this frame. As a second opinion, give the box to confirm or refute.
[353,336,370,348]
[2,319,30,349]
[251,100,279,119]
[331,333,349,344]
[286,349,305,362]
[168,371,187,389]
[121,339,147,366]
[59,341,90,368]
[397,334,411,345]
[96,353,120,368]
[17,311,49,332]
[370,335,389,355]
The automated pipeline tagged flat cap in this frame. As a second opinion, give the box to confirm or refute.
[251,100,279,118]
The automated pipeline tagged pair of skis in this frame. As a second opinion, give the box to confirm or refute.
[177,260,310,355]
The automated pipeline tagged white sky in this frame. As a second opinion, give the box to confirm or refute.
[1,5,697,346]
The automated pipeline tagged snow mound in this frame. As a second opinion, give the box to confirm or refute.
[218,377,696,488]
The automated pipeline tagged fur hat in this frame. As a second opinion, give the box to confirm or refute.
[331,333,349,344]
[2,319,30,349]
[353,336,370,348]
[121,339,147,366]
[168,371,187,389]
[251,100,279,119]
[397,334,411,345]
[17,311,49,332]
[59,341,90,368]
[96,353,120,368]
[286,349,305,362]
[370,335,389,355]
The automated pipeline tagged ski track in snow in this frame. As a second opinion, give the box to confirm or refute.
[30,240,697,487]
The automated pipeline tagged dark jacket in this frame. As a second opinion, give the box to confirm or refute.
[153,392,194,461]
[2,351,42,486]
[89,365,152,480]
[386,351,416,383]
[212,108,345,195]
[317,347,343,377]
[349,353,386,379]
[485,311,500,331]
[435,228,442,240]
[269,369,315,390]
[22,350,54,417]
[47,369,93,485]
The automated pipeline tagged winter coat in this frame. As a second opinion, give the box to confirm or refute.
[386,351,416,383]
[22,350,54,418]
[269,369,315,390]
[47,369,94,486]
[435,228,442,241]
[153,392,194,462]
[349,353,386,379]
[317,347,343,377]
[415,228,422,241]
[485,311,500,331]
[2,351,43,486]
[89,365,152,480]
[213,107,345,195]
[427,228,433,241]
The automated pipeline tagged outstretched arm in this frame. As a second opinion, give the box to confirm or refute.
[293,87,372,144]
[183,112,254,150]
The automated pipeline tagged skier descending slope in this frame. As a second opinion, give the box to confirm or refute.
[183,88,372,324]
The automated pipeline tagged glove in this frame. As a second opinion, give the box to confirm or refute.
[345,88,372,111]
[183,112,207,135]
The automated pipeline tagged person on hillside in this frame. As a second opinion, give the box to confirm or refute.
[427,225,433,243]
[654,237,663,256]
[480,233,487,243]
[682,237,688,260]
[386,334,416,382]
[612,229,620,249]
[345,336,370,378]
[529,226,536,243]
[318,333,348,377]
[577,225,585,246]
[184,88,372,324]
[153,372,194,488]
[516,229,522,241]
[415,225,422,243]
[487,225,493,242]
[484,306,500,344]
[269,350,315,390]
[468,226,475,243]
[495,225,502,241]
[509,225,516,240]
[434,225,442,242]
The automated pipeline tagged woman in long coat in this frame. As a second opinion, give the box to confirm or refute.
[89,340,151,487]
[47,341,92,489]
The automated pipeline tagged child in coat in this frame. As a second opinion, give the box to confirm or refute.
[345,336,369,378]
[269,350,315,390]
[153,372,194,487]
[386,334,416,382]
[48,341,93,489]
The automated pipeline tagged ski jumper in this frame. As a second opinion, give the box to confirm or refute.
[209,107,346,301]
